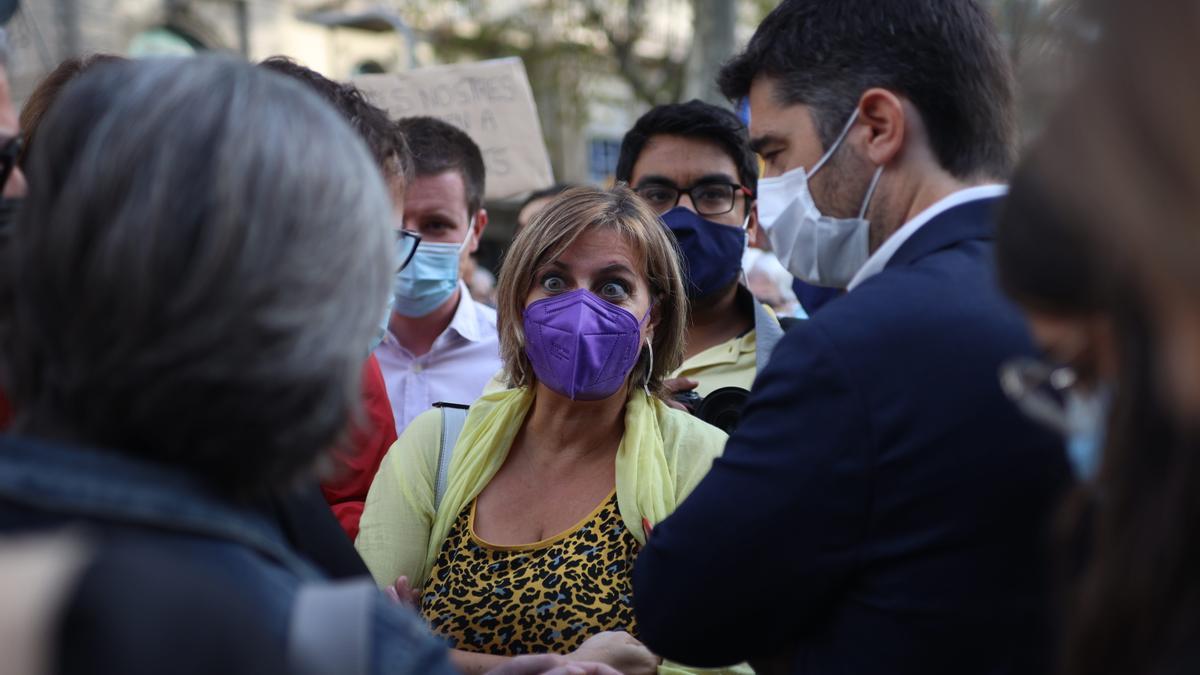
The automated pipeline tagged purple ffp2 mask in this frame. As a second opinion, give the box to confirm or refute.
[523,288,650,401]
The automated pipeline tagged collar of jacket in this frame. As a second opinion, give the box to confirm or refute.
[886,196,1002,271]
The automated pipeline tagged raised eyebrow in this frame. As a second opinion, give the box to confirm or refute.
[598,263,636,276]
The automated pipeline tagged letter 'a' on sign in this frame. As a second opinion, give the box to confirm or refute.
[352,57,556,201]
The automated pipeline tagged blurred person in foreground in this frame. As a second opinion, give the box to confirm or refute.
[996,3,1200,674]
[259,56,412,546]
[632,1,1071,673]
[0,55,614,675]
[358,187,741,675]
[17,54,124,171]
[0,28,31,429]
[374,116,500,435]
[616,100,786,406]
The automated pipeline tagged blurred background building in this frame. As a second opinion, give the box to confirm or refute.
[9,0,1090,268]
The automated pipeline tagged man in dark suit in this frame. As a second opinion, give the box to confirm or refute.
[632,2,1072,674]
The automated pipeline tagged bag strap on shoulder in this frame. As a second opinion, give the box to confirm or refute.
[432,402,469,512]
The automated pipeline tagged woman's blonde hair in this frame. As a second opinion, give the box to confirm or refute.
[495,185,688,399]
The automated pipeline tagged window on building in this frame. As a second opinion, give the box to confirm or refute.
[587,137,621,185]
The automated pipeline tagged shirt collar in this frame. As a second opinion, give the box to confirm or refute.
[444,280,487,343]
[847,184,1008,291]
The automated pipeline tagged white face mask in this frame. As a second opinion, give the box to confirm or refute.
[756,110,883,289]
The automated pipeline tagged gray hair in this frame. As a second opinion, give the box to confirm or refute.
[4,56,393,493]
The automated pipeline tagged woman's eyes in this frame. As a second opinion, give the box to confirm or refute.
[599,281,630,299]
[539,274,631,300]
[541,275,567,292]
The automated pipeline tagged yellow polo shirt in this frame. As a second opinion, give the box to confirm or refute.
[670,286,784,397]
[670,329,758,398]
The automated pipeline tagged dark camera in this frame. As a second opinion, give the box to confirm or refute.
[672,386,750,434]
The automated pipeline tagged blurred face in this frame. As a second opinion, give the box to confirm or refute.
[1152,293,1200,422]
[0,70,27,198]
[525,227,656,343]
[403,170,485,253]
[630,134,756,237]
[517,195,555,232]
[1024,308,1118,390]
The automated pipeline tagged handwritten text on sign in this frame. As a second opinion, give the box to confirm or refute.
[353,58,555,201]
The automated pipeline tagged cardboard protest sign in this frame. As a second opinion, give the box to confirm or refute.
[353,57,555,201]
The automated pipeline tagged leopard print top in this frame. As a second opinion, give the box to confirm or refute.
[419,491,640,655]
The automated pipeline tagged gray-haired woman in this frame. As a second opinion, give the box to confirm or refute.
[0,55,615,675]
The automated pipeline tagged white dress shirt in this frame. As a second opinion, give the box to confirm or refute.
[373,281,501,435]
[847,184,1009,291]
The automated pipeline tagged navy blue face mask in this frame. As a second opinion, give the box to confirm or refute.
[661,206,747,300]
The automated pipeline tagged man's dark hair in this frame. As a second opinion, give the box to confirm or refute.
[259,56,410,183]
[615,99,759,196]
[396,116,486,215]
[718,0,1015,179]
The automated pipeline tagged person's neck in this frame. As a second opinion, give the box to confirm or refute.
[685,282,752,361]
[521,383,627,464]
[875,172,996,252]
[388,287,462,357]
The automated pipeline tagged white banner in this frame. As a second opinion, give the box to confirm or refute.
[353,57,555,200]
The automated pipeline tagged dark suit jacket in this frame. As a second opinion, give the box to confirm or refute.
[633,197,1072,674]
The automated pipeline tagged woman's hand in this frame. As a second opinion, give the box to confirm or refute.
[489,655,622,675]
[567,631,660,675]
[382,575,421,608]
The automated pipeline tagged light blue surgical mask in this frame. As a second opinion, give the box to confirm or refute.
[392,227,472,318]
[1064,386,1112,480]
[1000,357,1113,481]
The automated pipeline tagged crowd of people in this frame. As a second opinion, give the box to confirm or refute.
[0,0,1198,673]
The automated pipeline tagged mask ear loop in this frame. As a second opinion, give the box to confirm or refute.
[808,109,861,178]
[857,166,884,219]
[643,337,654,397]
[739,211,752,287]
[458,216,476,253]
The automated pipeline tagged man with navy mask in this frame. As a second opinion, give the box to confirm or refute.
[374,116,500,435]
[615,100,785,402]
[633,2,1072,674]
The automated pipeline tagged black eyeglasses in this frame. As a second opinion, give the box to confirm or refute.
[0,135,21,194]
[395,230,421,271]
[634,181,753,217]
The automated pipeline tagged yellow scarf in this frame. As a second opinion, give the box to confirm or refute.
[417,386,751,675]
[424,386,676,578]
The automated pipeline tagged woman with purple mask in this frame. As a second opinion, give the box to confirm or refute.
[358,187,738,675]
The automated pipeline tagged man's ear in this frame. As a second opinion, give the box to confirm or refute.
[468,209,489,254]
[746,199,761,249]
[857,88,906,167]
